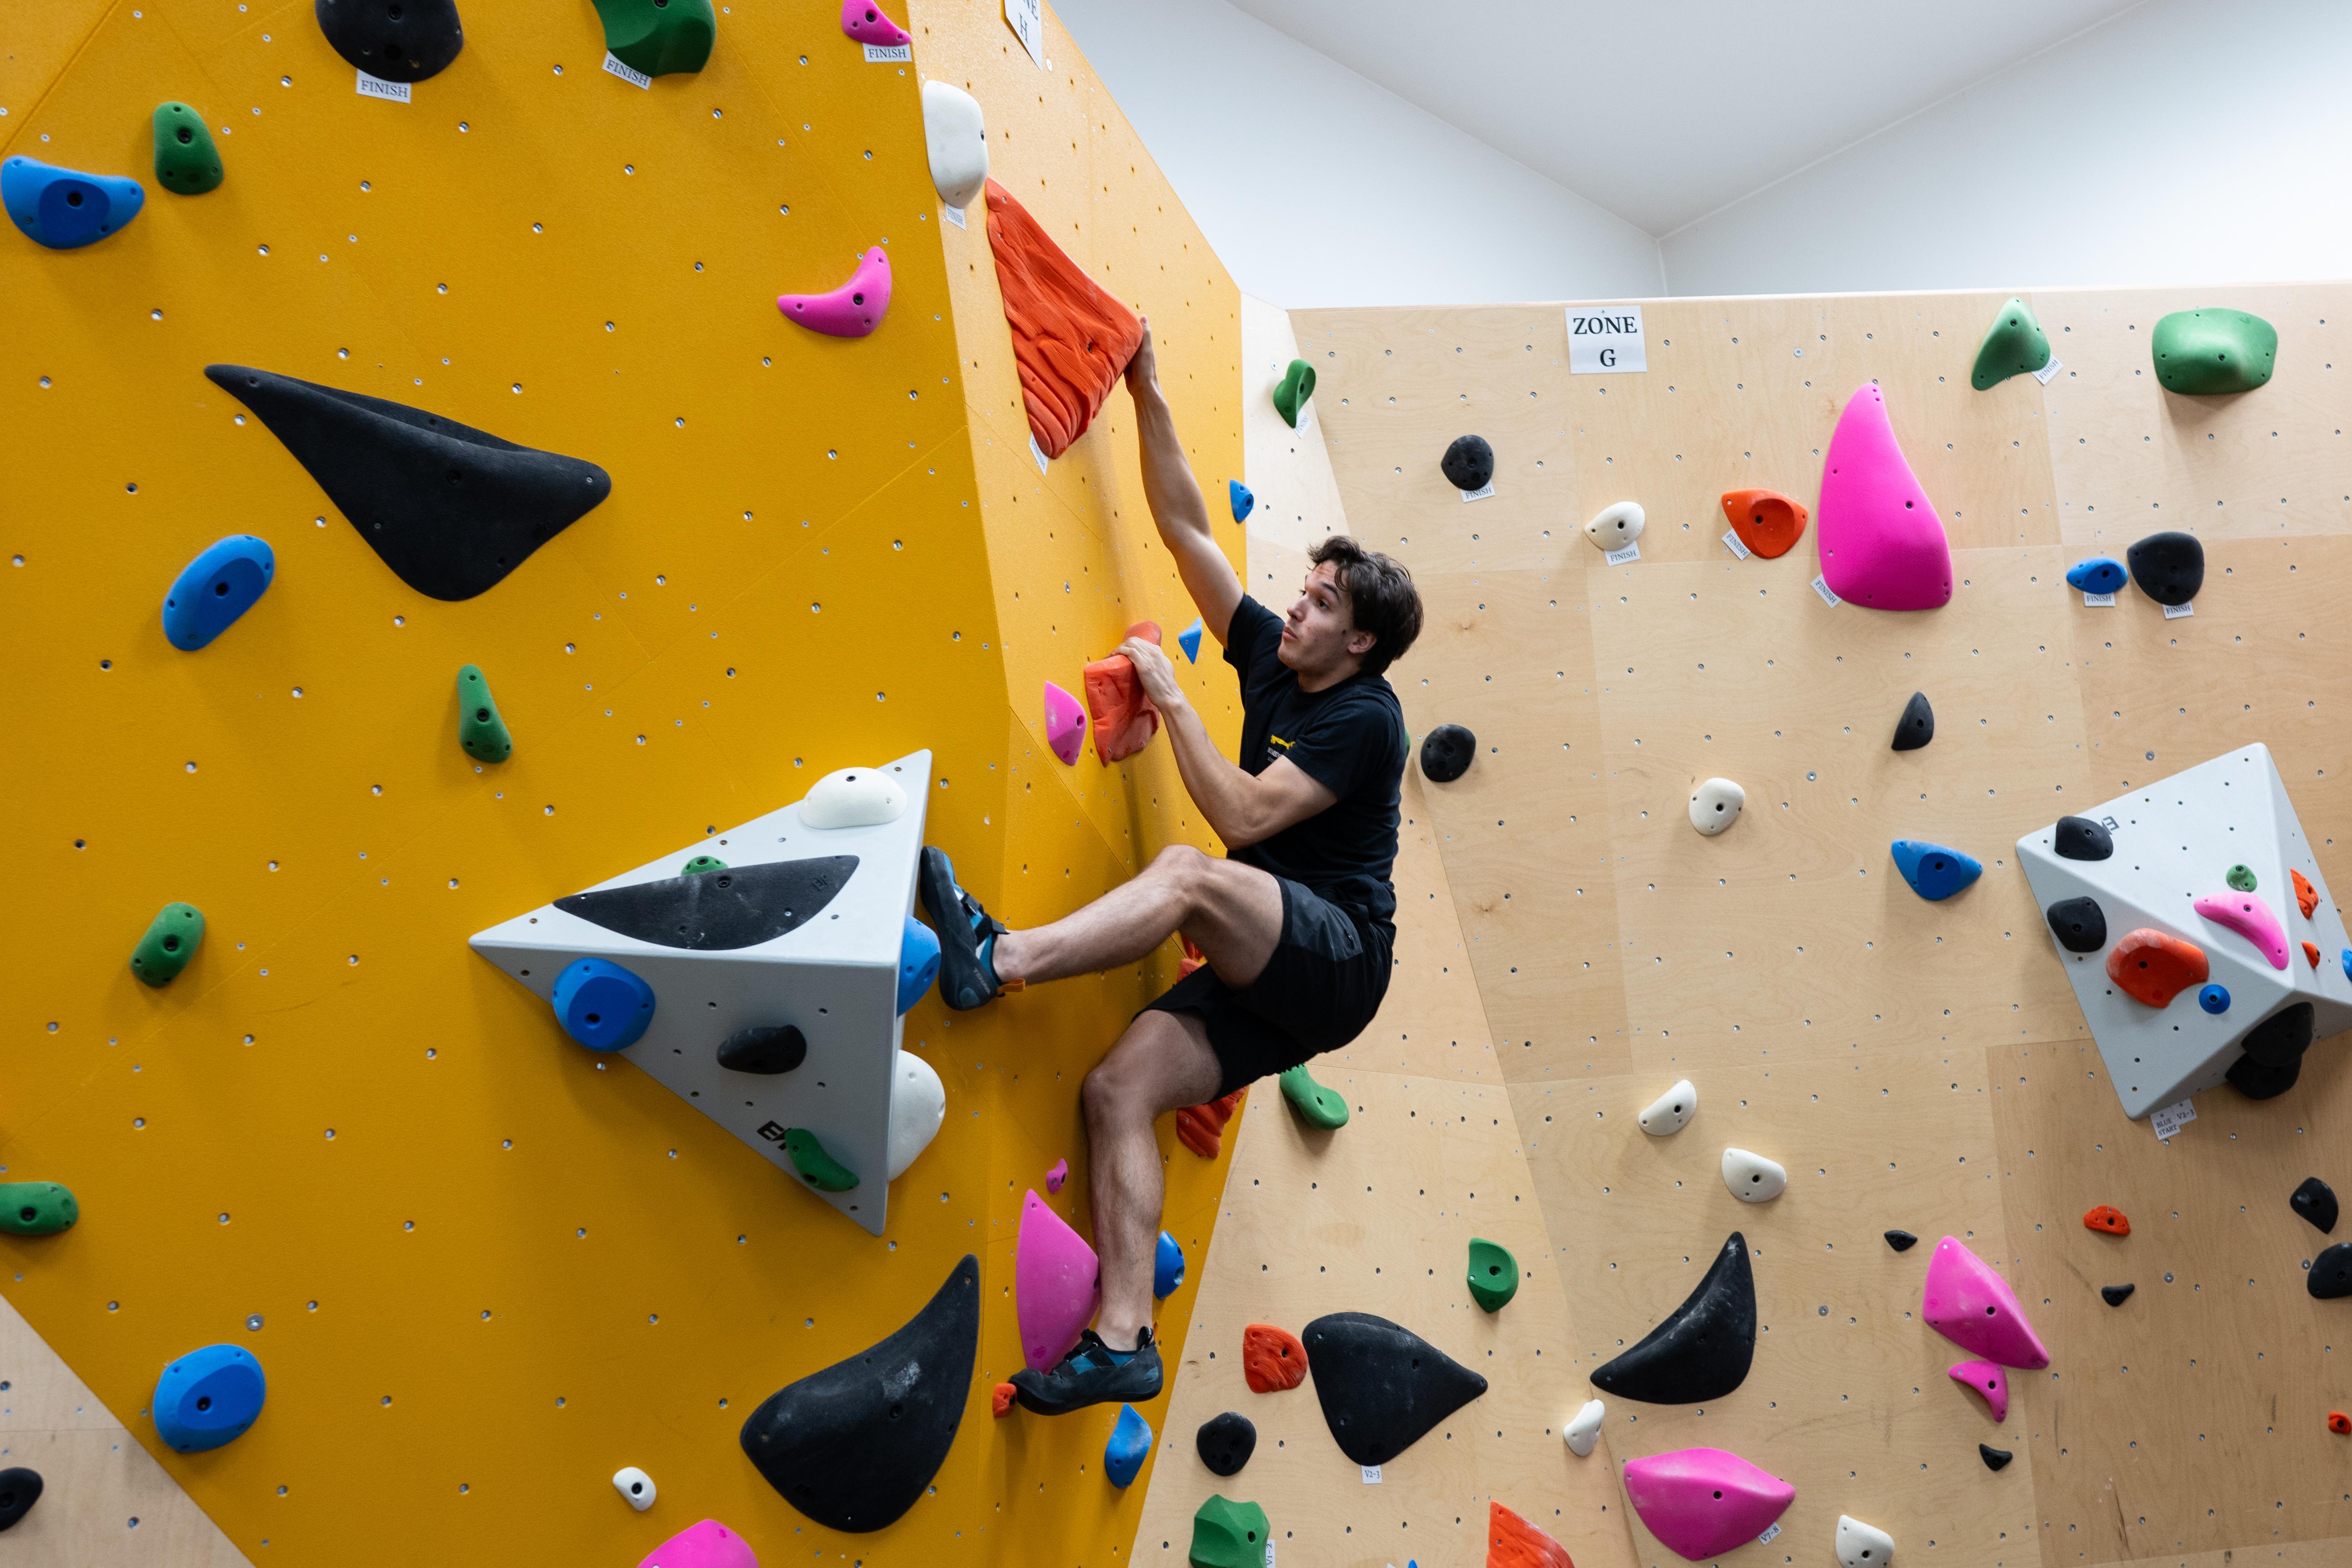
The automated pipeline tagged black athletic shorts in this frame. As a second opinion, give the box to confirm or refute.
[1142,875,1392,1099]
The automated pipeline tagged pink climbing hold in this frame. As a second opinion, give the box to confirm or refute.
[1043,680,1086,766]
[2193,889,2291,970]
[1046,1157,1068,1193]
[1016,1187,1099,1372]
[777,247,892,338]
[637,1519,759,1568]
[1621,1447,1796,1562]
[1815,383,1954,611]
[838,0,911,47]
[1921,1235,2050,1370]
[1947,1359,2009,1422]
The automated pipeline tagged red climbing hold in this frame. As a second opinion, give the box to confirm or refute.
[2331,1410,2351,1435]
[1178,935,1207,979]
[983,179,1145,459]
[2106,929,2210,1008]
[838,0,910,47]
[1719,488,1809,559]
[1176,1087,1245,1159]
[1242,1324,1308,1393]
[2083,1205,2131,1237]
[1487,1500,1575,1568]
[2294,869,2321,919]
[2306,941,2323,970]
[1084,622,1164,765]
[992,1382,1016,1417]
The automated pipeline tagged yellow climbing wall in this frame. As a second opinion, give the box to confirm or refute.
[0,0,1236,1563]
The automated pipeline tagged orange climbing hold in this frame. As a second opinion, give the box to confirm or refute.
[2331,1410,2351,1435]
[2306,941,2323,970]
[983,178,1146,459]
[1719,488,1810,559]
[992,1382,1017,1417]
[1487,1500,1575,1568]
[1242,1323,1308,1393]
[1176,1087,1245,1159]
[2083,1205,2131,1237]
[1084,621,1164,765]
[1178,934,1206,979]
[2106,928,2210,1008]
[2294,868,2320,919]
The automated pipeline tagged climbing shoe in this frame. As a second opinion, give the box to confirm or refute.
[1011,1327,1163,1416]
[918,846,1007,1010]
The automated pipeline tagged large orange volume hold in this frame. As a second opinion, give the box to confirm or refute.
[2106,928,2209,1007]
[1720,488,1809,558]
[1488,1500,1575,1568]
[1242,1323,1308,1392]
[983,178,1145,459]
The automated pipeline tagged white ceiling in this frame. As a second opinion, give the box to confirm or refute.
[1222,0,2144,236]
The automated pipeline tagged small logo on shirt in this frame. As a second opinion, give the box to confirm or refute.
[1267,734,1294,751]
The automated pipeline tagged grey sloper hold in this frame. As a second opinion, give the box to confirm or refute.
[206,365,610,601]
[556,857,858,951]
[1590,1232,1755,1404]
[740,1254,979,1532]
[1891,691,1934,751]
[315,0,463,84]
[1301,1312,1487,1466]
[2044,896,2107,954]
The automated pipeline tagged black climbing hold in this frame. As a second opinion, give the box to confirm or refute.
[2125,530,2204,607]
[2293,1176,2339,1234]
[1300,1311,1487,1467]
[2053,816,2114,861]
[1590,1232,1755,1405]
[718,1024,807,1075]
[2044,896,2108,954]
[2100,1283,2134,1307]
[556,856,856,951]
[0,1467,37,1532]
[2244,1001,2317,1069]
[1979,1443,2012,1471]
[1421,724,1476,784]
[205,365,610,601]
[740,1253,978,1532]
[1441,434,1494,493]
[2226,1050,2301,1101]
[1196,1411,1256,1477]
[1884,1229,1919,1252]
[2312,1244,2352,1299]
[315,0,464,83]
[1891,690,1934,751]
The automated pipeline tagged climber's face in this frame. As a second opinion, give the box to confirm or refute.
[1279,561,1374,685]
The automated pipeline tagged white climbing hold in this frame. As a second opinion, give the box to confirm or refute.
[1721,1147,1786,1203]
[1584,500,1645,552]
[1638,1079,1697,1136]
[921,79,988,211]
[612,1465,656,1511]
[1564,1397,1605,1457]
[1836,1514,1895,1568]
[886,1050,946,1180]
[1688,777,1744,837]
[801,764,909,829]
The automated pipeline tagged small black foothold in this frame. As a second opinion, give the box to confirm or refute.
[2242,1001,2317,1069]
[2292,1177,2339,1234]
[1979,1443,2013,1471]
[2100,1283,2135,1307]
[2053,816,2114,861]
[718,1023,808,1075]
[1884,1230,1919,1252]
[1421,724,1476,784]
[1891,690,1934,751]
[2311,1243,2352,1300]
[2044,896,2108,954]
[2126,530,2205,606]
[2228,1051,2303,1100]
[1195,1410,1256,1477]
[1441,434,1494,493]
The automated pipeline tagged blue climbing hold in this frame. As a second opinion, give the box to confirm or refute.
[2066,557,2127,594]
[1178,617,1205,664]
[898,915,940,1015]
[2343,949,2351,983]
[2199,983,2232,1015]
[551,957,656,1051]
[1229,480,1254,523]
[1890,839,1982,902]
[1104,1402,1152,1488]
[1155,1229,1185,1299]
[162,535,274,651]
[3,156,144,250]
[152,1344,265,1453]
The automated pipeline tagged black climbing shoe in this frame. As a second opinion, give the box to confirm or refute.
[1011,1327,1162,1417]
[918,846,1006,1011]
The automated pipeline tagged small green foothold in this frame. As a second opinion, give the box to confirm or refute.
[1188,1494,1271,1568]
[1466,1236,1519,1312]
[591,0,717,78]
[2228,864,2257,892]
[129,902,205,988]
[456,664,512,763]
[0,1183,78,1237]
[2152,309,2277,395]
[152,102,223,195]
[680,854,728,876]
[782,1128,859,1192]
[1271,359,1315,428]
[1970,296,2050,390]
[1277,1063,1349,1130]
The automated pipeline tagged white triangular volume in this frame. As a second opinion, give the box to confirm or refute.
[469,750,935,1236]
[2018,744,2352,1120]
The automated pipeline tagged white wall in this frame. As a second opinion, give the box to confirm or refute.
[1661,0,2352,297]
[1051,0,1663,310]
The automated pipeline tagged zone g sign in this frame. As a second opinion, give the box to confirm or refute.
[1567,305,1647,375]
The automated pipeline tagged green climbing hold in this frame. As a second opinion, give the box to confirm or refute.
[1189,1494,1271,1568]
[1271,359,1315,428]
[0,1183,78,1237]
[1466,1237,1519,1312]
[2228,864,2258,892]
[456,665,512,763]
[129,903,205,988]
[1277,1063,1349,1130]
[1970,296,2049,390]
[151,102,222,195]
[782,1128,859,1192]
[680,854,728,876]
[2152,309,2277,395]
[591,0,716,78]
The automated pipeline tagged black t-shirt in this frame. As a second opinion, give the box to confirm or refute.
[1221,595,1406,935]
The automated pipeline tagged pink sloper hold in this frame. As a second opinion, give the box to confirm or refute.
[2193,890,2291,970]
[838,0,911,46]
[1948,1358,2009,1422]
[638,1519,759,1568]
[1621,1447,1796,1562]
[1043,680,1086,765]
[1921,1235,2050,1370]
[1016,1188,1099,1372]
[1816,383,1953,610]
[777,247,892,338]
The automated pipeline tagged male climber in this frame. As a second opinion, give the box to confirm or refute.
[918,322,1422,1416]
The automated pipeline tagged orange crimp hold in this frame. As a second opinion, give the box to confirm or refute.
[2306,941,2323,970]
[1175,1086,1244,1159]
[1242,1323,1308,1393]
[1487,1500,1575,1568]
[1083,621,1163,765]
[992,1382,1016,1418]
[982,178,1145,459]
[1178,935,1206,979]
[2083,1205,2130,1237]
[2294,869,2321,919]
[1719,488,1809,560]
[2331,1410,2352,1435]
[2106,928,2208,1007]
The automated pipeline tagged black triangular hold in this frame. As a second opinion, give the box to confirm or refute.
[2044,896,2108,954]
[2242,1002,2317,1069]
[207,364,609,601]
[2310,1242,2352,1300]
[2053,816,2114,861]
[1884,1229,1918,1252]
[717,1024,808,1074]
[1196,1411,1256,1477]
[739,1253,978,1533]
[1979,1443,2012,1471]
[1301,1311,1487,1467]
[2100,1283,2134,1307]
[1590,1233,1755,1405]
[1891,690,1935,751]
[1421,724,1476,784]
[2227,1049,2301,1101]
[314,0,464,84]
[556,857,857,951]
[2293,1176,2339,1234]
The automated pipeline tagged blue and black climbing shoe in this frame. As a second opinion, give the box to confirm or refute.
[1011,1327,1162,1416]
[918,846,1007,1011]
